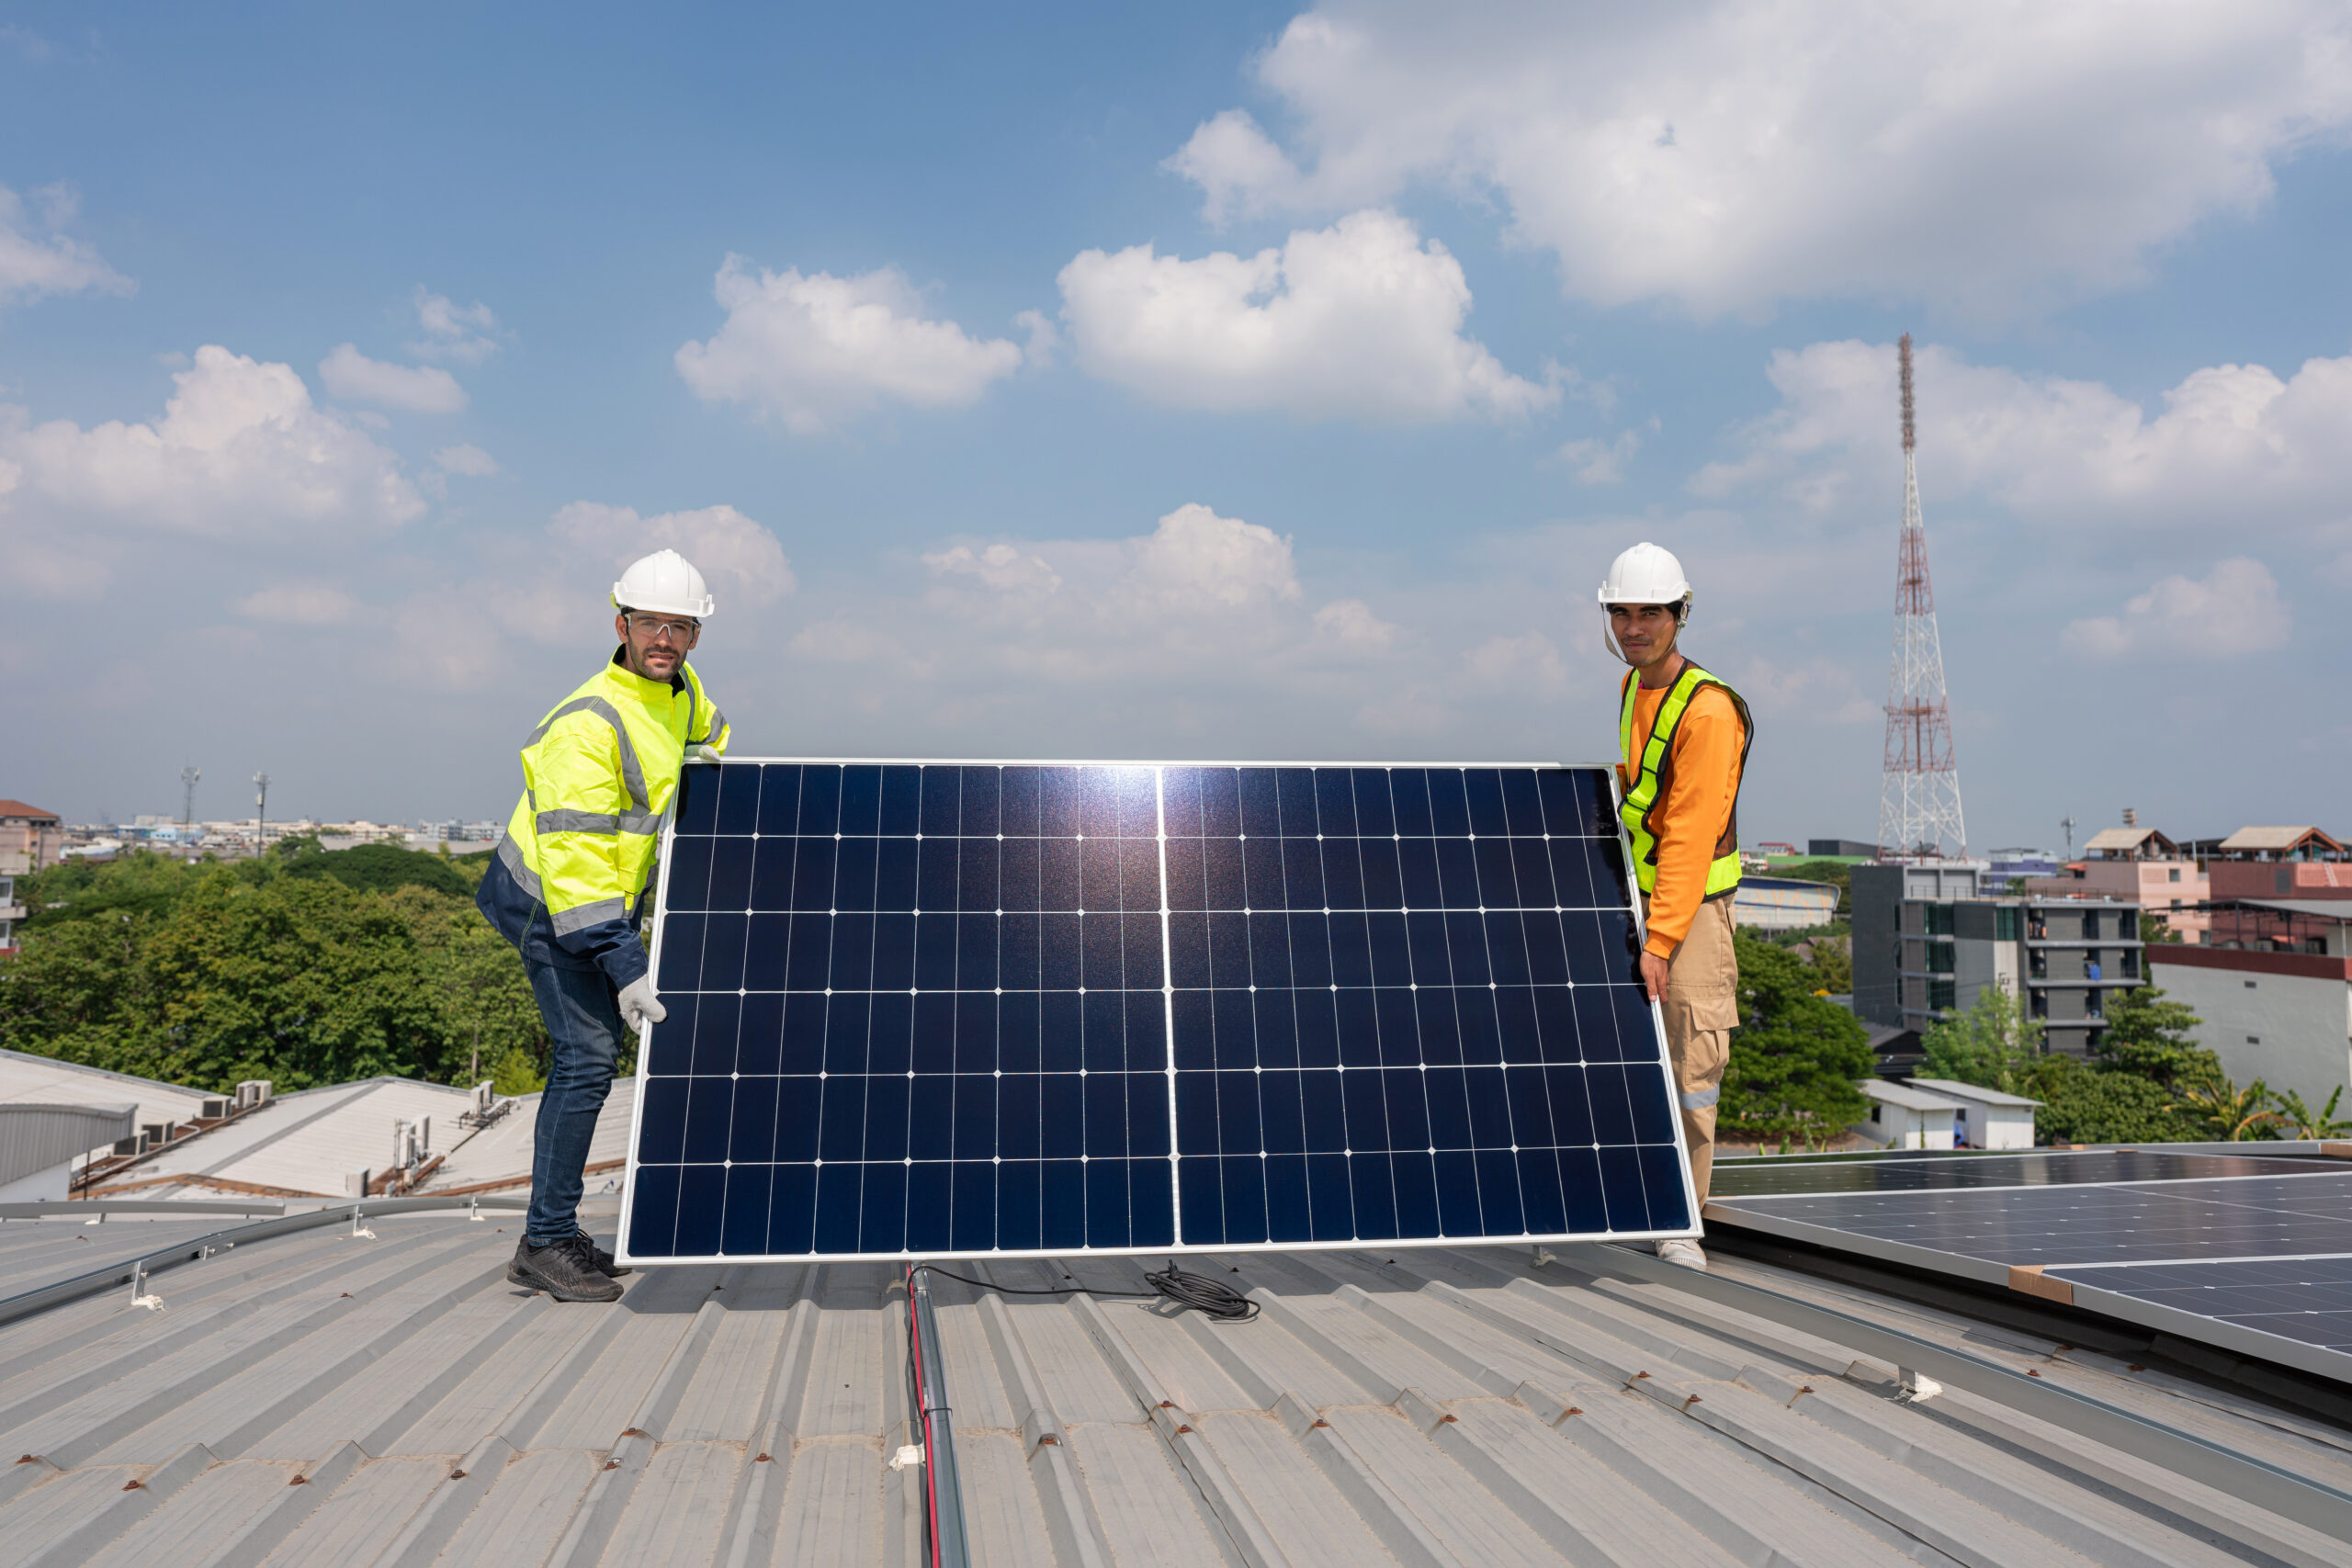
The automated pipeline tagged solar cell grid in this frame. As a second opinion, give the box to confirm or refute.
[623,761,1693,1263]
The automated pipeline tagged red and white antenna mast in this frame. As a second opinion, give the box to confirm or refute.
[1877,334,1968,862]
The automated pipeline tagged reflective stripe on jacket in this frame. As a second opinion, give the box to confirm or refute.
[477,648,728,986]
[1617,661,1754,905]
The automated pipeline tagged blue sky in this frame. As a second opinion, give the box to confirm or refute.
[5,2,2350,852]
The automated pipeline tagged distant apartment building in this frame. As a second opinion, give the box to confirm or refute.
[0,801,63,877]
[2149,899,2352,1105]
[0,801,62,958]
[1808,839,1881,859]
[2024,824,2209,943]
[1986,847,2064,880]
[2203,827,2352,902]
[1853,862,2144,1058]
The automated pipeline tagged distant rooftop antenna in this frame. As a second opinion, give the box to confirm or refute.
[254,773,270,854]
[2061,815,2076,857]
[1877,334,1967,862]
[180,765,201,836]
[2121,807,2137,829]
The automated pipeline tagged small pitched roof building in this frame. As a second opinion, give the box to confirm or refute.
[2216,826,2346,861]
[2082,826,2178,860]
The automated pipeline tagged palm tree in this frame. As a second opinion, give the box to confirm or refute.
[2166,1074,2282,1142]
[2271,1086,2352,1141]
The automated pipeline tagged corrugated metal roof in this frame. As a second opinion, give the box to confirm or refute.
[1905,1078,2041,1108]
[0,1049,211,1133]
[0,1212,254,1301]
[3,1207,2346,1565]
[0,1103,138,1186]
[1857,1077,1965,1111]
[85,1078,637,1202]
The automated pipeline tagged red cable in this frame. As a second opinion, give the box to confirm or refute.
[909,1263,941,1568]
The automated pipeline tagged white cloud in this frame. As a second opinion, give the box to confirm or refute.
[1170,3,2352,315]
[318,344,469,413]
[1163,108,1308,226]
[549,501,797,606]
[0,183,131,309]
[922,542,1063,597]
[675,256,1023,434]
[2063,558,2287,660]
[1464,631,1567,694]
[234,581,360,626]
[1696,339,2352,532]
[0,344,422,538]
[1057,209,1553,422]
[1558,430,1639,484]
[1312,597,1396,649]
[434,443,499,477]
[408,288,503,364]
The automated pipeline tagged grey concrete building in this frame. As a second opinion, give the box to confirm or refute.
[1853,863,2144,1057]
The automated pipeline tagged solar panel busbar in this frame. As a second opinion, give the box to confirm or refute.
[619,761,1696,1264]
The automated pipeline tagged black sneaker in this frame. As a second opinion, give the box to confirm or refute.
[577,1233,632,1278]
[509,1235,623,1303]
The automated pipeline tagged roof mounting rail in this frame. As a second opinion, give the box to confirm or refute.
[907,1263,971,1568]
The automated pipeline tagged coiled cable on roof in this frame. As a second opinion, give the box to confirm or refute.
[914,1260,1260,1322]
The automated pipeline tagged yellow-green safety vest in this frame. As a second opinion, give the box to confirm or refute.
[497,653,729,939]
[1617,661,1754,902]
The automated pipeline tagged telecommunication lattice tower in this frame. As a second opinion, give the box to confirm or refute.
[1877,334,1967,861]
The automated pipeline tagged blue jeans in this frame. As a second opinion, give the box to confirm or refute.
[524,959,624,1247]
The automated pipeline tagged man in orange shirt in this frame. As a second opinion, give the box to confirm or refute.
[1600,542,1752,1270]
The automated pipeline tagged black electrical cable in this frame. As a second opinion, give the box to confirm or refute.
[914,1260,1260,1322]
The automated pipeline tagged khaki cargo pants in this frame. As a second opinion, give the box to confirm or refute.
[1662,897,1738,1209]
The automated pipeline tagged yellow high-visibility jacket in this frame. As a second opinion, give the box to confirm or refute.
[477,649,729,986]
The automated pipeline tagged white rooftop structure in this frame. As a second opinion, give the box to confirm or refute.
[1853,1077,1965,1150]
[82,1075,630,1201]
[1906,1078,2041,1151]
[0,1049,210,1136]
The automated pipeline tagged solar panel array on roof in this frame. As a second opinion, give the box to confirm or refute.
[621,761,1693,1263]
[1708,1150,2352,1377]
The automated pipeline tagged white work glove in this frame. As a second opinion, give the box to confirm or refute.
[617,976,667,1036]
[684,743,724,763]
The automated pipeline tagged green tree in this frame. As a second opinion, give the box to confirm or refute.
[280,840,471,898]
[2096,987,2216,1089]
[1917,983,2043,1093]
[2138,912,2183,945]
[1720,931,1872,1149]
[2026,1055,2203,1144]
[2167,1072,2282,1141]
[2272,1087,2352,1140]
[1,845,545,1095]
[490,1043,548,1095]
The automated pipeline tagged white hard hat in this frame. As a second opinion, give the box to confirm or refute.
[1597,541,1690,611]
[613,549,715,618]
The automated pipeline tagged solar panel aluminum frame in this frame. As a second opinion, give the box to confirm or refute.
[616,758,1699,1266]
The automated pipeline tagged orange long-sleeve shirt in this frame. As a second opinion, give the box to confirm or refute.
[1619,680,1746,961]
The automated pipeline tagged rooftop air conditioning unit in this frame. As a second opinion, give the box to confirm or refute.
[200,1097,231,1119]
[472,1081,494,1116]
[415,1115,430,1158]
[113,1136,140,1157]
[141,1122,173,1147]
[346,1168,371,1197]
[235,1079,273,1109]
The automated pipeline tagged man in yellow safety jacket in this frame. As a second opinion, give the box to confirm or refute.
[1600,541,1752,1271]
[478,547,730,1301]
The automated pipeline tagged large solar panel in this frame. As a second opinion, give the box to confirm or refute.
[620,761,1694,1264]
[1708,1152,2352,1379]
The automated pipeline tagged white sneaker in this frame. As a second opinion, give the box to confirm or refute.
[1656,1238,1708,1271]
